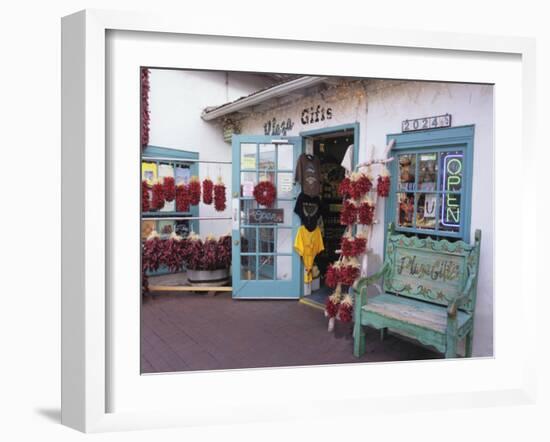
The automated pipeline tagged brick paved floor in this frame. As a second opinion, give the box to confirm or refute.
[141,292,441,373]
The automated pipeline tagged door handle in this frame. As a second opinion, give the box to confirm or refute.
[234,240,240,246]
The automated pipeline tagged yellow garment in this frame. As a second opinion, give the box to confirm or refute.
[294,226,324,283]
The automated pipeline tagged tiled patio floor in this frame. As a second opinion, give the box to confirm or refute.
[141,291,441,373]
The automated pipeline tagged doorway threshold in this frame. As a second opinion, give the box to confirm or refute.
[300,285,331,310]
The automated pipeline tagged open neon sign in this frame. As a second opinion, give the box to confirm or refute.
[440,153,463,227]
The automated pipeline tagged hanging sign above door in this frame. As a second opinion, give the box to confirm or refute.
[402,114,451,132]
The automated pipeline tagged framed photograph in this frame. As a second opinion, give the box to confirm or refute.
[61,9,537,433]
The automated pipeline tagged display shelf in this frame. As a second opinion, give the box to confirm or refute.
[142,211,192,218]
[148,285,232,292]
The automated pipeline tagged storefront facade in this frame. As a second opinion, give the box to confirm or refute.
[144,71,493,356]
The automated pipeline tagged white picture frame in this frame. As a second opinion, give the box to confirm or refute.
[61,9,537,433]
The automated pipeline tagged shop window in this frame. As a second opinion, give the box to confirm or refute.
[386,126,474,241]
[141,146,200,275]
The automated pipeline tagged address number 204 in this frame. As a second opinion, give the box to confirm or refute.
[402,114,451,132]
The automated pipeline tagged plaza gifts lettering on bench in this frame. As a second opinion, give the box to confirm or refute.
[396,254,460,282]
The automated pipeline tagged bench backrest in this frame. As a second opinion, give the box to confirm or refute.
[383,224,481,313]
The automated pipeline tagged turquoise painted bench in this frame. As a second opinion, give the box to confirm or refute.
[353,224,481,359]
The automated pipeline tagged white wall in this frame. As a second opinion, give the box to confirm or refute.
[363,80,494,357]
[148,69,272,236]
[237,79,494,357]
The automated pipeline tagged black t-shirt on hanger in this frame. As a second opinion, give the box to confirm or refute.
[294,192,322,232]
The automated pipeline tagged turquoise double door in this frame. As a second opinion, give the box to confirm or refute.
[231,135,302,299]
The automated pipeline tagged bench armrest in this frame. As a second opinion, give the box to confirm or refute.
[353,262,389,323]
[447,273,475,317]
[353,262,390,295]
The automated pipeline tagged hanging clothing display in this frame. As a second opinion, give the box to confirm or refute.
[141,162,158,185]
[294,225,325,284]
[294,192,322,232]
[295,153,322,197]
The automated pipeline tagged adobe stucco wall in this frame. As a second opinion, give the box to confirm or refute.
[148,72,494,357]
[238,79,494,357]
[148,69,273,236]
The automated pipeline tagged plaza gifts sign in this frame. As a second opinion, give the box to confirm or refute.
[264,118,294,136]
[301,105,333,125]
[441,152,463,228]
[396,251,461,283]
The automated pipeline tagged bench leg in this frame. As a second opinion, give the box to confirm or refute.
[353,322,366,357]
[465,331,474,358]
[445,318,458,358]
[380,327,387,341]
[445,333,457,358]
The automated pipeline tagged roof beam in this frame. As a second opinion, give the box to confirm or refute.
[201,76,328,121]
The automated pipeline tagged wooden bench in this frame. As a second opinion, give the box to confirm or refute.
[353,223,481,359]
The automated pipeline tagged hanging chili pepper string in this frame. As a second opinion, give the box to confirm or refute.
[188,176,201,206]
[202,178,214,205]
[213,176,226,211]
[324,152,393,325]
[162,176,176,202]
[141,180,150,212]
[151,181,165,210]
[175,184,190,212]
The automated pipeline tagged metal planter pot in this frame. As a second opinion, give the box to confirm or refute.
[186,268,230,287]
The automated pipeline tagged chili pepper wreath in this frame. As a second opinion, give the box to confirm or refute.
[253,179,277,207]
[213,176,227,211]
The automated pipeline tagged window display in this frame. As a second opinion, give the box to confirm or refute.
[394,149,466,237]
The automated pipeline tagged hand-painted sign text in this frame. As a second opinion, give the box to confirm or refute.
[247,208,284,224]
[264,118,294,136]
[301,105,333,125]
[396,253,460,282]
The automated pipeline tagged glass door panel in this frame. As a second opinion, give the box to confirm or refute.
[232,135,301,298]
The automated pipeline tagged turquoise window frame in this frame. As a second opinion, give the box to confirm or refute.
[141,145,200,232]
[384,125,475,242]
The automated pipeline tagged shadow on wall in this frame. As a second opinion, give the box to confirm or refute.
[366,252,384,298]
